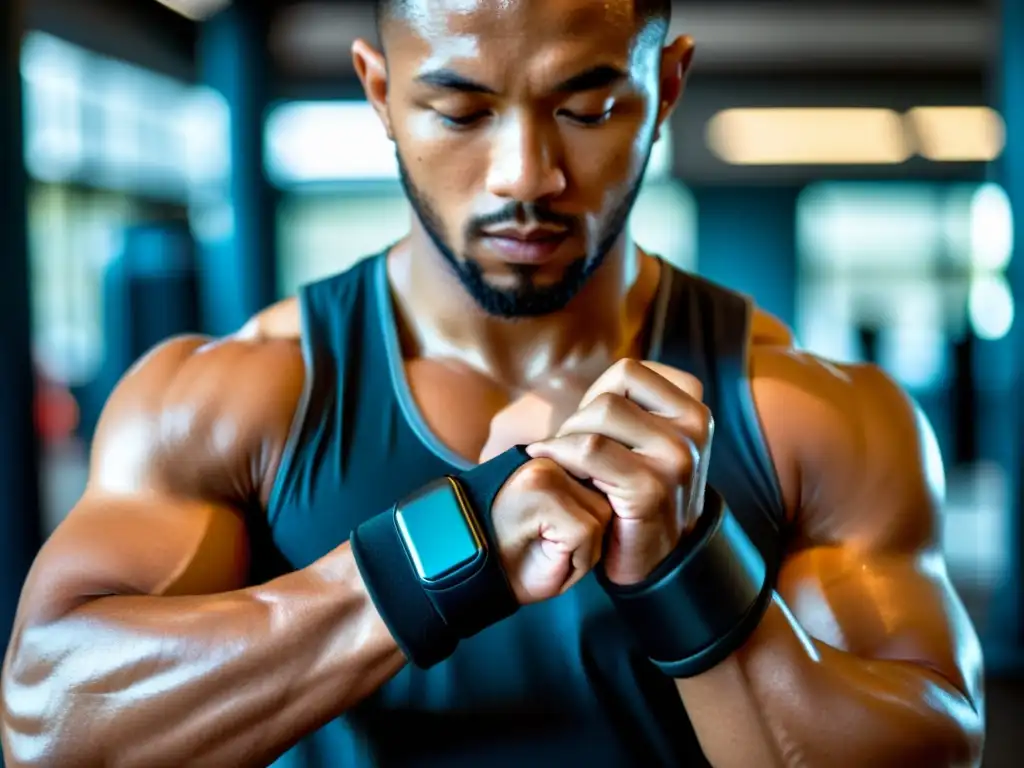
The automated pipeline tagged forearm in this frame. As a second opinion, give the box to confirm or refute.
[1,543,406,768]
[677,596,983,768]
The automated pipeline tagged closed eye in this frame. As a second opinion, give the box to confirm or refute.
[435,111,489,129]
[561,109,614,126]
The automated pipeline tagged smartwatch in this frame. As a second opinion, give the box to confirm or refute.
[395,476,486,585]
[351,446,529,668]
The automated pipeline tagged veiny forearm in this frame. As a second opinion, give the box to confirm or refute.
[1,544,406,768]
[677,597,983,768]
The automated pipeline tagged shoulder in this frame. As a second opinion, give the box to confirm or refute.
[91,330,306,507]
[238,297,301,341]
[237,257,373,342]
[745,316,942,551]
[749,307,797,348]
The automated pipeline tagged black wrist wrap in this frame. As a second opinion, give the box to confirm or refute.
[350,446,530,669]
[596,487,774,678]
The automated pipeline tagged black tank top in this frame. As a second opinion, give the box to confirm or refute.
[258,250,786,768]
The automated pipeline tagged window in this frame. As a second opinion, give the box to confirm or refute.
[796,181,1016,602]
[797,182,1013,386]
[21,31,229,199]
[27,185,186,389]
[277,187,411,296]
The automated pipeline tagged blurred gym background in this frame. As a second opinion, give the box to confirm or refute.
[1,0,1022,763]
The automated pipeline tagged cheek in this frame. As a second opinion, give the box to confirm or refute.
[398,123,487,231]
[400,112,487,178]
[565,127,649,205]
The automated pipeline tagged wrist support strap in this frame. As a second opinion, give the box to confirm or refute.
[350,446,530,669]
[596,487,774,678]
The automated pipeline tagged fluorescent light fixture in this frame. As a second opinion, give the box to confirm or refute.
[153,0,230,20]
[970,183,1014,272]
[969,274,1015,341]
[265,101,399,184]
[906,107,1006,162]
[706,108,910,166]
[708,106,1005,166]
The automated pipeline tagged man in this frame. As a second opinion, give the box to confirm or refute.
[1,0,984,766]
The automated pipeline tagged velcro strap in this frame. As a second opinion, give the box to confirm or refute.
[428,446,531,636]
[597,487,773,678]
[351,446,531,669]
[350,511,456,668]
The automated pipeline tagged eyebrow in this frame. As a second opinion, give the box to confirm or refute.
[414,64,628,96]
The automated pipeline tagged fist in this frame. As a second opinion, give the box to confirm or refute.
[527,359,714,586]
[491,458,613,605]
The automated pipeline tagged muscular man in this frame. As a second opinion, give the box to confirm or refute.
[1,1,984,766]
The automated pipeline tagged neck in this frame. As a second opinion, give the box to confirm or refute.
[387,228,662,389]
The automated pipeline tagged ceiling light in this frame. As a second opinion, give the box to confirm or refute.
[906,107,1006,162]
[706,108,911,166]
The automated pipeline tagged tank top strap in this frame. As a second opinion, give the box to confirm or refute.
[651,265,788,576]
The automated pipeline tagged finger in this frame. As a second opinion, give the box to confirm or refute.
[512,458,614,529]
[555,394,691,475]
[538,493,608,578]
[639,361,704,401]
[528,435,669,518]
[579,359,702,415]
[557,471,616,530]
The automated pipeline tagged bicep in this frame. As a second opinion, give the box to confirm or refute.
[753,350,983,707]
[14,332,302,629]
[777,544,982,705]
[17,491,250,628]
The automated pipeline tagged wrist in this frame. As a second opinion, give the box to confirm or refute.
[344,547,413,665]
[597,488,777,678]
[604,524,684,587]
[350,446,530,669]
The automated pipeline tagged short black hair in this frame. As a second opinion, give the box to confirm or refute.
[375,0,673,37]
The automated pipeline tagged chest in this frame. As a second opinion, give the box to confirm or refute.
[404,356,598,464]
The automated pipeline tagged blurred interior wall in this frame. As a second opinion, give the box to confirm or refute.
[0,0,43,650]
[195,5,278,337]
[77,222,202,441]
[694,186,799,329]
[996,0,1024,656]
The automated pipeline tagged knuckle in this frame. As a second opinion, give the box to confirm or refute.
[696,404,715,443]
[618,357,643,378]
[516,458,562,493]
[591,392,622,419]
[665,443,694,482]
[563,516,588,547]
[681,371,704,399]
[579,432,608,459]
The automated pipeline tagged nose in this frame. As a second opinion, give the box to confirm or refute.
[485,114,567,203]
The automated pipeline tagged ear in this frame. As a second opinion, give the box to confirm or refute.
[654,35,695,141]
[352,39,393,140]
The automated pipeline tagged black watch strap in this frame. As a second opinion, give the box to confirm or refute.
[351,446,531,669]
[431,446,531,636]
[351,508,456,668]
[597,487,774,678]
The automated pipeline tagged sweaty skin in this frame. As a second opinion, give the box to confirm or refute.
[2,0,983,765]
[1,335,408,768]
[1,247,984,767]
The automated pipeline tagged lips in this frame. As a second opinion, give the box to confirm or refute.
[482,227,568,242]
[482,230,569,264]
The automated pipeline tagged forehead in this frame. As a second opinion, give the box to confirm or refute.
[389,0,649,76]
